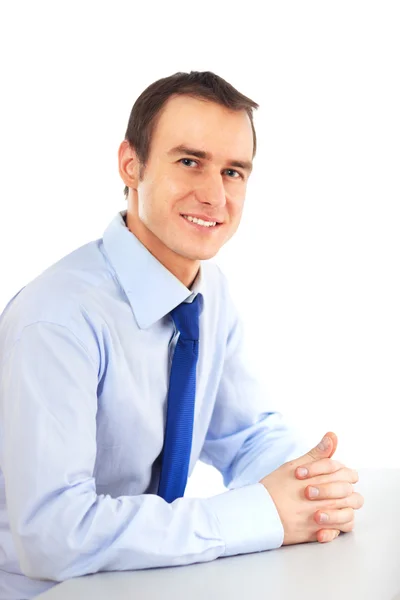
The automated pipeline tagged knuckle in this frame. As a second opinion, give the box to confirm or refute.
[344,467,353,481]
[333,468,346,482]
[329,498,343,510]
[344,468,359,483]
[343,520,355,532]
[335,507,353,524]
[339,495,349,508]
[312,458,326,473]
[346,494,357,509]
[354,493,365,509]
[333,483,345,498]
[330,459,341,472]
[345,521,355,532]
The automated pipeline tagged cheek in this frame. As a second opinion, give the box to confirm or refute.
[229,196,245,219]
[136,181,183,229]
[162,173,194,204]
[145,173,191,208]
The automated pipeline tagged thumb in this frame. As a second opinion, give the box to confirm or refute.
[296,431,338,464]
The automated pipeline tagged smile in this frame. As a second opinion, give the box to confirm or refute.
[181,214,220,228]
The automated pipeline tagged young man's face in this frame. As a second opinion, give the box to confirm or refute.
[120,94,254,278]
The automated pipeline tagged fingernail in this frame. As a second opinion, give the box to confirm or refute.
[319,512,329,523]
[318,436,331,451]
[308,486,319,498]
[297,468,308,477]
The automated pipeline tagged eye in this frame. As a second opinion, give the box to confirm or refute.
[180,158,198,167]
[225,169,242,179]
[179,159,243,179]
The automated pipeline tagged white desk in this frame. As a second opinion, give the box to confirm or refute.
[37,469,400,600]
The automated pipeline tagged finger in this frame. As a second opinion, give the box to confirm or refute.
[346,492,364,509]
[340,519,355,533]
[295,459,345,479]
[314,507,354,526]
[316,529,340,543]
[305,431,338,462]
[326,491,364,510]
[319,521,356,536]
[305,481,353,500]
[290,432,338,469]
[299,467,359,486]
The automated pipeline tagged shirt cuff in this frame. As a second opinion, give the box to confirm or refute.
[204,482,284,557]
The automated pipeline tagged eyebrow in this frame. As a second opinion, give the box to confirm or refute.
[167,144,253,173]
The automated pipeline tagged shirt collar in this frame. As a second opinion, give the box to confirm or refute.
[102,210,205,329]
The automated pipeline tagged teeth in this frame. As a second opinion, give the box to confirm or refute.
[182,215,217,227]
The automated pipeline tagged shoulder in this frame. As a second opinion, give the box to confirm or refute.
[0,238,116,360]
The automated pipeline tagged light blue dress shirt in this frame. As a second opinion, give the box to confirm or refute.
[0,210,307,599]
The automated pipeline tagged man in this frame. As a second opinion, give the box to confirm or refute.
[0,71,363,599]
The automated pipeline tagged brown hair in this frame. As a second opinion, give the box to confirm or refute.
[123,71,259,198]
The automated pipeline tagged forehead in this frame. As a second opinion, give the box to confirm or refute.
[151,94,254,159]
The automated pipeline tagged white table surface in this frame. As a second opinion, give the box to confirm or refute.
[37,468,400,600]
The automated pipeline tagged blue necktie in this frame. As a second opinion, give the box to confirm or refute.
[157,294,200,503]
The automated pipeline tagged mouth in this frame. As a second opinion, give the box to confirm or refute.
[180,214,223,232]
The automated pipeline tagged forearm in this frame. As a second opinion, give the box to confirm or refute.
[226,412,310,488]
[10,482,283,581]
[202,411,309,490]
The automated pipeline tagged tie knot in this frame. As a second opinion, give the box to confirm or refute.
[170,294,200,341]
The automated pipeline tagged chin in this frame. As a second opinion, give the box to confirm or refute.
[200,248,219,260]
[189,250,219,261]
[178,246,219,261]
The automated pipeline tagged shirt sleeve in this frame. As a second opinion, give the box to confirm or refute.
[0,321,281,583]
[199,277,311,551]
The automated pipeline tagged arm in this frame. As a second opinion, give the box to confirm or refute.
[200,283,309,490]
[200,280,361,547]
[0,321,277,583]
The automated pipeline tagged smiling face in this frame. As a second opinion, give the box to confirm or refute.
[118,94,254,286]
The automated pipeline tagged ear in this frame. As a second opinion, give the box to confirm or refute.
[118,140,141,191]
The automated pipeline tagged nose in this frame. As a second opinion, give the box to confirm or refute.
[195,172,227,208]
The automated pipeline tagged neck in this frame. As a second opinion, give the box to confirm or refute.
[125,209,200,289]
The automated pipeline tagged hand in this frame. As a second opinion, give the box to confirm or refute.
[259,432,364,546]
[294,433,363,543]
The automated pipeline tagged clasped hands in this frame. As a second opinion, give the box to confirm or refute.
[260,432,364,545]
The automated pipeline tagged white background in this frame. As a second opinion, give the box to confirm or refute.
[1,1,399,497]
